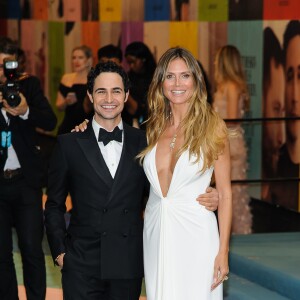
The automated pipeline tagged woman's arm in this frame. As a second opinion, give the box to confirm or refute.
[226,81,240,120]
[56,90,67,111]
[211,136,232,290]
[55,73,75,111]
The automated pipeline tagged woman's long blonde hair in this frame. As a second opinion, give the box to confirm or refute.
[138,47,228,171]
[214,45,250,111]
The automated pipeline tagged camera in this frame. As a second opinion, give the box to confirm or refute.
[0,58,21,107]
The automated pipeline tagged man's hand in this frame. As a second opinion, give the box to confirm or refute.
[71,119,89,132]
[196,187,219,211]
[1,92,29,116]
[55,253,65,268]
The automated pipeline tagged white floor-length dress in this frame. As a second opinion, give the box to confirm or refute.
[143,145,223,300]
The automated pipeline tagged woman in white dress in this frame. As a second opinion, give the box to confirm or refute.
[213,45,252,234]
[138,47,232,300]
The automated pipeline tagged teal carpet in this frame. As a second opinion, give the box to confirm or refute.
[226,232,300,300]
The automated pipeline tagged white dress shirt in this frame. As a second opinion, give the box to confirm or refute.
[1,108,29,171]
[92,118,124,178]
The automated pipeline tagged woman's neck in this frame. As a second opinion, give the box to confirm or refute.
[74,70,88,83]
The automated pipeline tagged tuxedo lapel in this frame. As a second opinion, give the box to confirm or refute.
[108,124,139,201]
[77,125,113,188]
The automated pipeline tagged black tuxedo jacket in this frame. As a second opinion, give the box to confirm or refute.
[0,76,57,188]
[45,122,148,279]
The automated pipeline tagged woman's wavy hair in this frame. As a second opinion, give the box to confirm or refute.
[214,45,249,111]
[138,47,227,171]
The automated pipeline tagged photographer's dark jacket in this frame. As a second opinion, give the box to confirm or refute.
[0,75,57,188]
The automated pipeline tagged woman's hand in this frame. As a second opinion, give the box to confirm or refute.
[65,92,77,105]
[211,251,229,291]
[71,119,89,132]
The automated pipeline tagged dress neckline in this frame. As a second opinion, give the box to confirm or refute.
[154,144,184,198]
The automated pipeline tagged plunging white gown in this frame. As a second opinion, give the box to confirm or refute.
[143,145,223,300]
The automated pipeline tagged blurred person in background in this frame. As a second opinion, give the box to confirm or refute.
[97,44,123,66]
[56,45,93,135]
[213,44,252,234]
[124,41,156,129]
[0,36,57,300]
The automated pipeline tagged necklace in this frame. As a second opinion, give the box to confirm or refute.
[169,133,177,151]
[169,125,181,151]
[168,112,181,151]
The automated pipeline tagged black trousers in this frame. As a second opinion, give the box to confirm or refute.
[62,268,142,300]
[0,177,46,300]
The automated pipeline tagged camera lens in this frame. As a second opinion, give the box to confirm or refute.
[5,91,21,107]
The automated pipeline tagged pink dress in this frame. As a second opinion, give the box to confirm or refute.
[213,88,252,234]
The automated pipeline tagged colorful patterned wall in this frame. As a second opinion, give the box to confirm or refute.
[0,0,300,211]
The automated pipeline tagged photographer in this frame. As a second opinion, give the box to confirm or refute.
[0,36,57,299]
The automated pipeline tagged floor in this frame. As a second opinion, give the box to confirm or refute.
[15,198,300,299]
[17,287,147,300]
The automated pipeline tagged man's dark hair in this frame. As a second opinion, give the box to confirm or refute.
[97,44,123,63]
[87,61,130,94]
[0,36,18,55]
[263,27,283,99]
[283,20,300,65]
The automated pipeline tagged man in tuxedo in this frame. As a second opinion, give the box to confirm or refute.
[45,61,219,299]
[0,36,57,299]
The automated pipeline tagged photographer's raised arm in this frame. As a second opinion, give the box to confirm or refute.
[17,76,57,131]
[0,57,57,131]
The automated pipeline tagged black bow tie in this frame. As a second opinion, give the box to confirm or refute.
[98,126,122,146]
